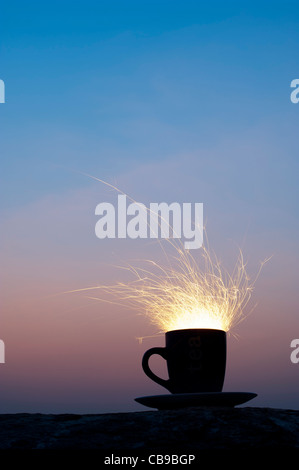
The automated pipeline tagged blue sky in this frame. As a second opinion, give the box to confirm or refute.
[1,1,298,210]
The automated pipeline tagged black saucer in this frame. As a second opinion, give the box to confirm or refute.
[135,392,257,410]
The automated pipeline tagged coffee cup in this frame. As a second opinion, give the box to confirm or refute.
[142,328,226,394]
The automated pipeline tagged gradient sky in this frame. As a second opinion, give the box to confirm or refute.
[0,1,299,413]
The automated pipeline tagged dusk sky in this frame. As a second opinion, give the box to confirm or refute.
[0,1,298,413]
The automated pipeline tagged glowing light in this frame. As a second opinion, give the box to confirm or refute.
[64,176,267,334]
[84,242,264,333]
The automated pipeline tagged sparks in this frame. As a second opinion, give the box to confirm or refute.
[85,240,264,333]
[64,175,267,334]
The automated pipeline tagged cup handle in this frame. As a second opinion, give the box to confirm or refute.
[142,347,170,390]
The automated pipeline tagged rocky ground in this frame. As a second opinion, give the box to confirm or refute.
[0,407,298,463]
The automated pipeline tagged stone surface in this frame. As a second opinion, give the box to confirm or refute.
[0,407,298,462]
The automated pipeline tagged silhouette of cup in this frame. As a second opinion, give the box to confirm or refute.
[142,329,226,393]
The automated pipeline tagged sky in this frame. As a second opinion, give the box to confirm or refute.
[0,1,299,413]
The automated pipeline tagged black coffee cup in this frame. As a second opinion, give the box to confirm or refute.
[142,328,226,394]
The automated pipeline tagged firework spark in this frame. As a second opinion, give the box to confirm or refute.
[65,175,266,334]
[80,242,264,333]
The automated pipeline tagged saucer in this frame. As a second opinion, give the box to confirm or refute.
[135,392,257,409]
